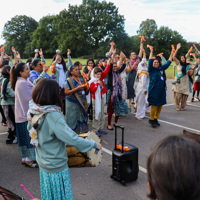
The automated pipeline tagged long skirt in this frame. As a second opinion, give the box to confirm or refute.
[16,121,36,160]
[107,90,130,117]
[127,70,137,99]
[40,167,73,200]
[65,98,88,134]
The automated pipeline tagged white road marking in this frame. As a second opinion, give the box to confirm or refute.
[163,103,175,107]
[0,132,7,135]
[187,103,200,108]
[102,147,147,174]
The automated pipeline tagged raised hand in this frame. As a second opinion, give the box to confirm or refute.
[176,43,181,50]
[39,48,43,57]
[16,51,21,60]
[11,46,16,53]
[67,49,71,57]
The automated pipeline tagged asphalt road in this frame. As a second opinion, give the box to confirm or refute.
[0,79,200,200]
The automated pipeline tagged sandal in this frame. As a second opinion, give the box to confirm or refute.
[21,161,26,165]
[107,126,113,130]
[24,161,39,168]
[176,107,180,111]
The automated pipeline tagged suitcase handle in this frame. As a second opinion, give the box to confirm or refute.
[114,124,124,153]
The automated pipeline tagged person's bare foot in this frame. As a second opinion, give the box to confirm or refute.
[135,117,143,120]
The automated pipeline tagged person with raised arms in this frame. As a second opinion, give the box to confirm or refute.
[148,46,173,128]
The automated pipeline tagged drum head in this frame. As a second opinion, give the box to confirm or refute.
[86,131,102,166]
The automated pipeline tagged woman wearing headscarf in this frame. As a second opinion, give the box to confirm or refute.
[64,65,89,134]
[134,49,150,120]
[172,43,195,110]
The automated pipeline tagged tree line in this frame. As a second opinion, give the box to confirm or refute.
[1,0,198,59]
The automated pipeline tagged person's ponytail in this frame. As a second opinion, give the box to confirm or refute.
[10,63,25,91]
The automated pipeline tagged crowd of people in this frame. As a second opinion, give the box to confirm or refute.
[0,39,200,199]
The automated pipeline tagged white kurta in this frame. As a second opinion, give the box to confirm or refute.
[134,59,150,118]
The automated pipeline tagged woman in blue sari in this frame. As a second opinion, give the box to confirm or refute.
[64,65,89,134]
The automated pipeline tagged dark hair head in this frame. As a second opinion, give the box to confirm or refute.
[153,58,162,67]
[2,59,9,67]
[93,67,102,74]
[26,57,33,64]
[86,58,95,67]
[10,63,26,91]
[67,65,77,77]
[147,135,200,200]
[1,65,11,79]
[32,79,62,108]
[74,61,81,67]
[32,59,41,67]
[96,58,102,66]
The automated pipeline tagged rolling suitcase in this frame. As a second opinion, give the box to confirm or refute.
[110,125,139,185]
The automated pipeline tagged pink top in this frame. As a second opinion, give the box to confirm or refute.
[15,77,34,123]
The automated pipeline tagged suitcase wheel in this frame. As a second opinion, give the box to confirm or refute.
[121,180,126,186]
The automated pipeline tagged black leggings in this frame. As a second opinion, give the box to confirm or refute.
[192,90,200,98]
[88,102,93,116]
[0,105,6,123]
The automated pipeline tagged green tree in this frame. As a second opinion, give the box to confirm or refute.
[2,15,38,57]
[154,26,188,57]
[137,19,157,40]
[54,0,126,58]
[31,15,58,57]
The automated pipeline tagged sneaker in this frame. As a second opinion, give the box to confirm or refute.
[96,131,101,137]
[191,97,194,102]
[154,119,160,126]
[148,119,157,128]
[6,138,17,144]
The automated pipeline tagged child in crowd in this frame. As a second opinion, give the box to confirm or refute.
[134,50,150,120]
[89,58,111,137]
[27,79,101,200]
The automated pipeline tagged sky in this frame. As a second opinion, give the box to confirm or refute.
[0,0,199,44]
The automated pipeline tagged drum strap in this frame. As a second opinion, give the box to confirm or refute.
[68,152,90,167]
